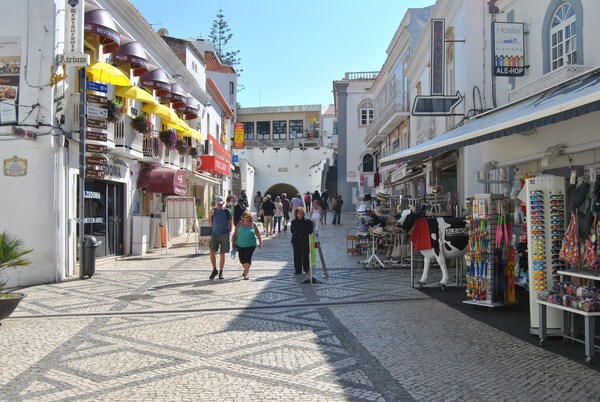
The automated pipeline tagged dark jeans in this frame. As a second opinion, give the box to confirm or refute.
[332,211,341,224]
[274,216,282,232]
[292,240,310,273]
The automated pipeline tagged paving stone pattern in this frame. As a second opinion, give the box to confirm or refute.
[1,213,599,401]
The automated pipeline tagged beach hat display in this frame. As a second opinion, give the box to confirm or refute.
[363,194,373,202]
[376,190,390,201]
[372,226,386,237]
[357,204,368,214]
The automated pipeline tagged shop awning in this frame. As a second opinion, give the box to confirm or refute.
[116,86,156,104]
[183,96,199,119]
[84,8,120,50]
[197,155,230,176]
[140,67,172,96]
[86,61,131,87]
[113,38,150,76]
[169,83,187,108]
[208,134,231,161]
[381,70,600,167]
[137,168,187,196]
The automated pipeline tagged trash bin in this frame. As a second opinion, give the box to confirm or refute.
[81,235,98,279]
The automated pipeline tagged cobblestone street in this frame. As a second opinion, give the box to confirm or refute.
[1,214,599,401]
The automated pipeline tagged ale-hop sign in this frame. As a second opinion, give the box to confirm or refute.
[492,22,526,76]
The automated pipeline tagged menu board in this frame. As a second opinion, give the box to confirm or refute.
[0,36,20,125]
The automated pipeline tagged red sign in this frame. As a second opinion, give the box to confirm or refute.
[197,155,230,176]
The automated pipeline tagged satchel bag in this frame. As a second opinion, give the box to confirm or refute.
[391,236,403,259]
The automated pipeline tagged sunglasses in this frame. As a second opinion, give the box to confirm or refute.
[530,190,543,195]
[550,220,564,225]
[550,194,564,200]
[530,196,543,201]
[531,220,545,225]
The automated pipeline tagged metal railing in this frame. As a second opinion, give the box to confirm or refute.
[509,65,592,102]
[366,91,410,143]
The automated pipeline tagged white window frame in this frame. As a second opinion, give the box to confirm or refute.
[550,3,577,70]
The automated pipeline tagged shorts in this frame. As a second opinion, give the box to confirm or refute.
[210,233,231,253]
[263,215,274,227]
[283,212,290,220]
[238,246,256,264]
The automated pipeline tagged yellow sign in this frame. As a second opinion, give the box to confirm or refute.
[3,155,27,176]
[234,122,244,149]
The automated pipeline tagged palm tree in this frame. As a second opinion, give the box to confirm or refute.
[0,231,32,293]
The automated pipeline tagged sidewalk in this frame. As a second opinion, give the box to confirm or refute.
[1,213,599,401]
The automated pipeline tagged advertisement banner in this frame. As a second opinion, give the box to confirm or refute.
[492,22,526,77]
[0,36,20,125]
[234,122,245,149]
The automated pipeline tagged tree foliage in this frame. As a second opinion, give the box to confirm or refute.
[208,8,241,68]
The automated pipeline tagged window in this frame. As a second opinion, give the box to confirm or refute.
[257,121,270,140]
[229,82,234,94]
[272,120,287,140]
[362,153,374,172]
[550,3,577,70]
[359,101,373,126]
[289,120,303,139]
[192,61,198,73]
[243,122,255,140]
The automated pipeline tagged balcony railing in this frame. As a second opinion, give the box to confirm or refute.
[112,115,143,158]
[343,71,379,81]
[509,65,592,102]
[365,91,410,145]
[70,93,114,144]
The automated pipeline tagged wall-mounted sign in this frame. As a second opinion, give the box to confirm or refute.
[278,167,288,172]
[492,22,526,76]
[233,122,244,149]
[3,155,27,176]
[56,53,89,67]
[12,126,36,140]
[64,0,83,54]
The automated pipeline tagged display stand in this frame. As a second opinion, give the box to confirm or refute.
[463,194,512,308]
[165,197,199,255]
[302,235,326,284]
[525,175,565,334]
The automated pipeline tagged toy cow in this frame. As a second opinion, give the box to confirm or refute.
[396,209,468,288]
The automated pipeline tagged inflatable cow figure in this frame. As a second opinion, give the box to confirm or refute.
[396,209,469,288]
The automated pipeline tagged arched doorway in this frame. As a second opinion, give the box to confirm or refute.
[264,183,300,199]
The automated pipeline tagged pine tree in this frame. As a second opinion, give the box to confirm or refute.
[208,8,241,68]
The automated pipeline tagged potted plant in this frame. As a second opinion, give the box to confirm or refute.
[131,115,152,134]
[0,231,32,322]
[106,98,124,123]
[158,129,177,150]
[176,139,189,155]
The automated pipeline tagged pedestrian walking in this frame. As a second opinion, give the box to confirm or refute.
[274,196,284,233]
[281,193,291,231]
[208,196,233,280]
[231,211,262,280]
[260,195,276,236]
[320,196,329,225]
[309,199,322,236]
[254,191,263,221]
[304,191,312,212]
[291,193,305,219]
[290,207,313,274]
[239,190,249,208]
[332,194,343,225]
[233,198,246,227]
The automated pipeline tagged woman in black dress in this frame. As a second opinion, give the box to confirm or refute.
[290,207,313,274]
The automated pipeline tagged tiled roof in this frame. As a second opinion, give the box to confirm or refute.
[204,51,236,74]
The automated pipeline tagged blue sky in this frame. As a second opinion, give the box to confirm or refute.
[130,0,434,108]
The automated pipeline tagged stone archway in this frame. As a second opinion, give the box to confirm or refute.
[264,183,300,200]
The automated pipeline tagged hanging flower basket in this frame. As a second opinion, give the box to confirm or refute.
[106,99,124,123]
[188,146,199,159]
[131,115,152,134]
[158,129,178,150]
[176,139,189,155]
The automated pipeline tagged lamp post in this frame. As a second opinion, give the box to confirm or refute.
[78,67,87,278]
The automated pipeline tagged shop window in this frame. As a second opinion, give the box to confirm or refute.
[289,120,303,139]
[272,120,287,140]
[257,121,270,140]
[244,121,255,140]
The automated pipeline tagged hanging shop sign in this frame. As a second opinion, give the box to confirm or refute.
[3,155,27,177]
[233,122,244,149]
[0,36,21,125]
[64,0,83,54]
[492,22,526,77]
[430,19,445,96]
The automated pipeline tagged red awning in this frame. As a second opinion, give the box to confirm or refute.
[140,67,172,96]
[197,156,230,176]
[169,83,187,109]
[84,8,120,50]
[137,168,187,196]
[183,96,199,118]
[113,38,150,76]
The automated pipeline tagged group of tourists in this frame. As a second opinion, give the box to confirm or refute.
[207,188,344,281]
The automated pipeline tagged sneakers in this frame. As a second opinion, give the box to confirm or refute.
[218,271,224,280]
[209,269,218,280]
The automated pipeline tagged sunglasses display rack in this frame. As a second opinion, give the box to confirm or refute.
[525,175,565,334]
[464,194,509,308]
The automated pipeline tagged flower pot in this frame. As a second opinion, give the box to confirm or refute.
[0,293,26,322]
